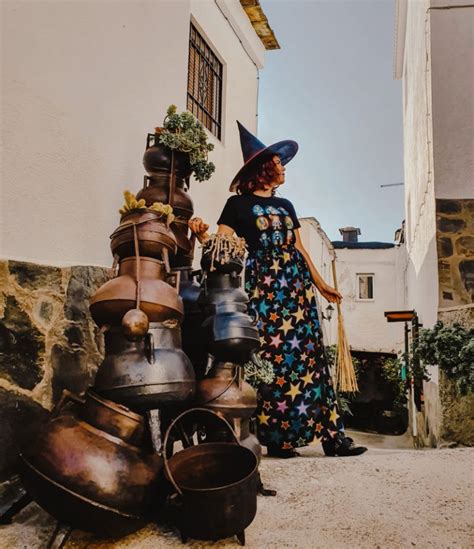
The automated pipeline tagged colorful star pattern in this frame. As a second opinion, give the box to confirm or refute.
[246,245,344,452]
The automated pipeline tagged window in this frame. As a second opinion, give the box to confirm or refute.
[187,23,223,139]
[357,274,374,300]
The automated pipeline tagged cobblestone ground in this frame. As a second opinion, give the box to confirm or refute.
[1,433,473,549]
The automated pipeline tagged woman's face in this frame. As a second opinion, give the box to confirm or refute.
[271,155,285,187]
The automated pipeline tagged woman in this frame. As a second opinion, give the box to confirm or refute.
[189,122,367,458]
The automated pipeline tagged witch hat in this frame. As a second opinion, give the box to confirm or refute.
[229,121,298,191]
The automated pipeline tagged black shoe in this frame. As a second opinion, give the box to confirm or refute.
[322,433,367,457]
[267,447,301,459]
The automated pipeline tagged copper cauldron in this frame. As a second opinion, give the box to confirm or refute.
[195,363,256,422]
[90,257,184,326]
[143,133,192,181]
[93,323,195,410]
[137,175,194,221]
[20,391,164,537]
[201,302,260,363]
[110,209,177,262]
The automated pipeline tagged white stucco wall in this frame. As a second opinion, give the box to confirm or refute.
[299,218,405,354]
[430,1,474,199]
[331,246,406,353]
[399,0,439,331]
[1,0,264,266]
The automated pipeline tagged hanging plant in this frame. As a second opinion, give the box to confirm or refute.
[158,105,215,182]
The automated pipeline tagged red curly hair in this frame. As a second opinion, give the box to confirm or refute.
[236,156,281,195]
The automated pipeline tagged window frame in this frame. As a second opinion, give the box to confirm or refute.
[187,22,224,140]
[356,273,375,302]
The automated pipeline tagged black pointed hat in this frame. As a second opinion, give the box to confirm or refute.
[229,121,298,191]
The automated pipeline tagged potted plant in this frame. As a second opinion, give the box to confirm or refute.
[143,105,215,183]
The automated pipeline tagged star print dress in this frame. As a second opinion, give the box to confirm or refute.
[218,194,344,451]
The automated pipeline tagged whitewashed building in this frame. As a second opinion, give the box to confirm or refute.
[1,0,278,267]
[0,0,280,477]
[394,0,473,445]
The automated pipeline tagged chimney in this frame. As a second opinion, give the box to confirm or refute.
[339,227,361,243]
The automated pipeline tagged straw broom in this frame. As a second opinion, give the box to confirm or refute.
[331,258,359,393]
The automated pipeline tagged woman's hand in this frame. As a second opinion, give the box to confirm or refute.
[318,284,342,304]
[188,217,210,243]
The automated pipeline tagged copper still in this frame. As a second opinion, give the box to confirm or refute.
[90,257,184,326]
[93,323,195,410]
[19,391,164,537]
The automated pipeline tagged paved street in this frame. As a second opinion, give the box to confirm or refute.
[1,432,472,549]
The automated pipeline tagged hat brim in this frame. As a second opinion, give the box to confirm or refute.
[229,140,299,192]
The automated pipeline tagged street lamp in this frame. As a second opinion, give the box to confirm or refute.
[322,303,334,321]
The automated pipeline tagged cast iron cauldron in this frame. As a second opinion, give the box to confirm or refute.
[201,302,260,363]
[90,257,184,326]
[164,408,258,545]
[198,273,249,316]
[201,250,244,276]
[19,391,164,537]
[110,209,177,262]
[93,323,195,410]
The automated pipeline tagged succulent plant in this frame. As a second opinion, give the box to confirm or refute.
[158,105,215,182]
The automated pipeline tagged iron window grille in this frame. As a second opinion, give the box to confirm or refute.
[187,23,223,140]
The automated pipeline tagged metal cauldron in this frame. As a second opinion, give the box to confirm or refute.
[110,209,177,262]
[137,175,194,221]
[201,302,260,363]
[176,267,207,378]
[164,408,258,544]
[198,273,249,317]
[20,391,164,537]
[201,250,244,275]
[142,132,192,182]
[195,363,256,421]
[90,257,184,326]
[93,323,195,410]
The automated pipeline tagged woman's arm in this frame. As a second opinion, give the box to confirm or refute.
[188,218,234,243]
[294,229,342,304]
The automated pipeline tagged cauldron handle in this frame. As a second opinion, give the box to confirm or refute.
[52,389,85,418]
[162,407,240,497]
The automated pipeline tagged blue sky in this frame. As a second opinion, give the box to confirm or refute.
[258,0,404,242]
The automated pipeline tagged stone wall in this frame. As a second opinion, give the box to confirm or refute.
[436,199,474,308]
[0,260,110,479]
[437,306,474,446]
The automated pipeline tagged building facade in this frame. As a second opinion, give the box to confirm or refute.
[0,0,278,477]
[394,0,474,445]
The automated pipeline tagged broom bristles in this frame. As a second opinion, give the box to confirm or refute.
[333,307,359,393]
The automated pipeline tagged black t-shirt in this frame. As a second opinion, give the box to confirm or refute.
[217,194,301,251]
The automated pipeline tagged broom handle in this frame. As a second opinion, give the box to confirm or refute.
[331,258,342,316]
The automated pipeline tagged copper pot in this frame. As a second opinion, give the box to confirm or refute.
[143,133,192,181]
[195,363,256,422]
[90,257,184,326]
[110,209,177,261]
[137,175,194,221]
[20,391,164,537]
[93,323,196,410]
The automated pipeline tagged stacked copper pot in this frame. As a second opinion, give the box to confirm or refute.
[19,130,198,537]
[195,247,262,461]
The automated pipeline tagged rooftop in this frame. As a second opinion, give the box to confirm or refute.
[332,241,396,249]
[240,0,280,50]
